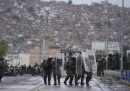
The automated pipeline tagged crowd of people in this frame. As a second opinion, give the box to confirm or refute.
[0,60,41,80]
[41,52,94,86]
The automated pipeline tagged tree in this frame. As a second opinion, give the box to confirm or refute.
[0,40,8,57]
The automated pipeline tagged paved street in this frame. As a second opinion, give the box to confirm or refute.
[0,75,43,91]
[32,76,130,91]
[94,75,130,91]
[0,74,130,91]
[31,77,110,91]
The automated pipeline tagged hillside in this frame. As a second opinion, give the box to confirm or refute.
[0,0,130,52]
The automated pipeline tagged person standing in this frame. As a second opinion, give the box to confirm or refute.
[69,56,76,85]
[100,57,105,76]
[41,59,47,85]
[0,57,5,82]
[52,58,62,85]
[64,53,74,85]
[75,52,85,86]
[64,57,71,85]
[45,58,53,85]
[41,58,53,85]
[97,59,101,76]
[84,56,94,86]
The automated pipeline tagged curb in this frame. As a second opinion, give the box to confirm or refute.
[93,78,110,91]
[120,80,130,86]
[104,70,130,86]
[104,70,120,78]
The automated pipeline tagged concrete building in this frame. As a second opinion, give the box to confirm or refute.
[5,53,19,66]
[91,41,120,54]
[43,37,61,58]
[29,46,41,66]
[19,53,30,66]
[6,53,30,66]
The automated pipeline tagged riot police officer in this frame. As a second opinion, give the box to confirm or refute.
[75,52,85,85]
[64,58,71,85]
[0,57,5,82]
[52,58,62,85]
[64,53,75,85]
[100,58,105,76]
[84,56,94,86]
[69,56,76,85]
[97,58,104,76]
[41,58,52,85]
[41,59,47,84]
[97,59,101,76]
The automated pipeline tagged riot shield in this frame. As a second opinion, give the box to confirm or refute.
[82,50,97,74]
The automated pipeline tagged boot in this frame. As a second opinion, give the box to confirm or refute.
[54,83,57,85]
[86,82,89,86]
[69,82,73,85]
[64,81,67,85]
[81,83,84,86]
[58,77,61,85]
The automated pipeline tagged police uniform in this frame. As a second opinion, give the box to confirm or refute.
[42,58,52,85]
[64,56,75,85]
[75,53,85,85]
[0,57,5,82]
[52,58,62,85]
[68,56,76,85]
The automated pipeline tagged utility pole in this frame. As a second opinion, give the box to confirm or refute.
[105,0,109,70]
[120,0,125,71]
[39,38,42,63]
[39,35,44,63]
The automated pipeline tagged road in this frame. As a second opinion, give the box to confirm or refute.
[0,75,43,91]
[31,77,109,91]
[0,74,130,91]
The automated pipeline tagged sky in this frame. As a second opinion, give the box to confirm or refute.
[42,0,130,7]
